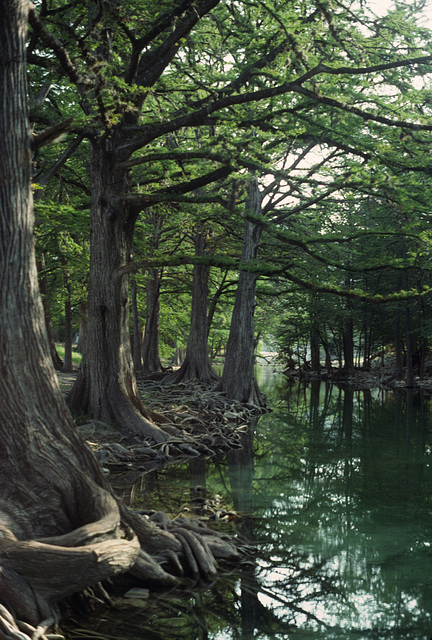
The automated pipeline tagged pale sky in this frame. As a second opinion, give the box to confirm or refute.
[366,0,432,25]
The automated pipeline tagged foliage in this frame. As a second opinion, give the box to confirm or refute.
[27,0,432,373]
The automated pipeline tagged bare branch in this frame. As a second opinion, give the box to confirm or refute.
[31,118,73,151]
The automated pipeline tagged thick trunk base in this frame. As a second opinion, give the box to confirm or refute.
[163,356,219,385]
[0,471,242,640]
[67,370,179,442]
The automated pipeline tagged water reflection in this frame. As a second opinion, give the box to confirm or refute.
[250,379,432,639]
[66,373,432,639]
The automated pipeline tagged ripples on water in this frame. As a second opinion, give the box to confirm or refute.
[67,368,432,639]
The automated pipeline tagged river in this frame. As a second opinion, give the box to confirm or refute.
[65,368,432,639]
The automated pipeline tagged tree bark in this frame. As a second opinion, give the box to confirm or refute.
[67,141,175,442]
[164,228,218,384]
[0,4,138,625]
[216,180,265,405]
[141,268,164,374]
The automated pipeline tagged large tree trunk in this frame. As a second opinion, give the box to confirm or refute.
[0,6,138,627]
[164,228,218,384]
[67,141,175,442]
[0,9,239,634]
[216,180,265,405]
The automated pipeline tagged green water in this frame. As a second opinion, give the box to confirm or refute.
[68,372,432,639]
[244,379,432,639]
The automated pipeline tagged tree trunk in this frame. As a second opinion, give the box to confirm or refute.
[37,255,64,370]
[164,229,218,384]
[62,272,74,372]
[310,299,321,372]
[0,6,138,625]
[131,277,142,371]
[67,141,175,442]
[319,329,333,373]
[342,315,354,371]
[362,319,373,370]
[216,180,265,406]
[0,10,240,633]
[172,344,187,366]
[405,302,415,387]
[394,307,404,379]
[76,302,87,353]
[141,268,164,374]
[207,270,230,336]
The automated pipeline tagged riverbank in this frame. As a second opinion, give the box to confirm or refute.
[283,365,432,394]
[57,371,270,500]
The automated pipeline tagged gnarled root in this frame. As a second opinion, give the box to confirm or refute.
[0,529,140,629]
[122,506,241,584]
[129,549,179,586]
[0,475,243,639]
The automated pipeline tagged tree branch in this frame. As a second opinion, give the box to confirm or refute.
[116,150,230,170]
[116,253,432,305]
[117,54,432,155]
[132,0,221,88]
[34,133,84,188]
[28,4,81,85]
[123,166,231,213]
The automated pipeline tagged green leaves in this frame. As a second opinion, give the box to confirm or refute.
[26,0,432,365]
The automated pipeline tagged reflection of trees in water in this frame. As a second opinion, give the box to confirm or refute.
[262,382,432,638]
[200,381,432,639]
[68,383,432,639]
[224,421,343,637]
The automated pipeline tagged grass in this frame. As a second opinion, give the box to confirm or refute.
[55,343,82,367]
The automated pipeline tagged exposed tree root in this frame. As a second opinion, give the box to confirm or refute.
[66,370,180,443]
[0,534,139,627]
[0,377,263,640]
[137,377,270,441]
[162,357,219,386]
[0,494,244,640]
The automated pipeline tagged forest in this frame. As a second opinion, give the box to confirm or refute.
[1,0,432,638]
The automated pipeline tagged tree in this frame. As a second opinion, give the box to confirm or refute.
[217,179,265,404]
[26,0,224,439]
[28,0,432,429]
[0,3,240,636]
[164,224,219,384]
[138,209,169,375]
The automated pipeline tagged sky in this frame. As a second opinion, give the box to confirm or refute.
[366,0,432,25]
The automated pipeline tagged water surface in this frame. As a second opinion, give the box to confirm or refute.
[67,372,432,639]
